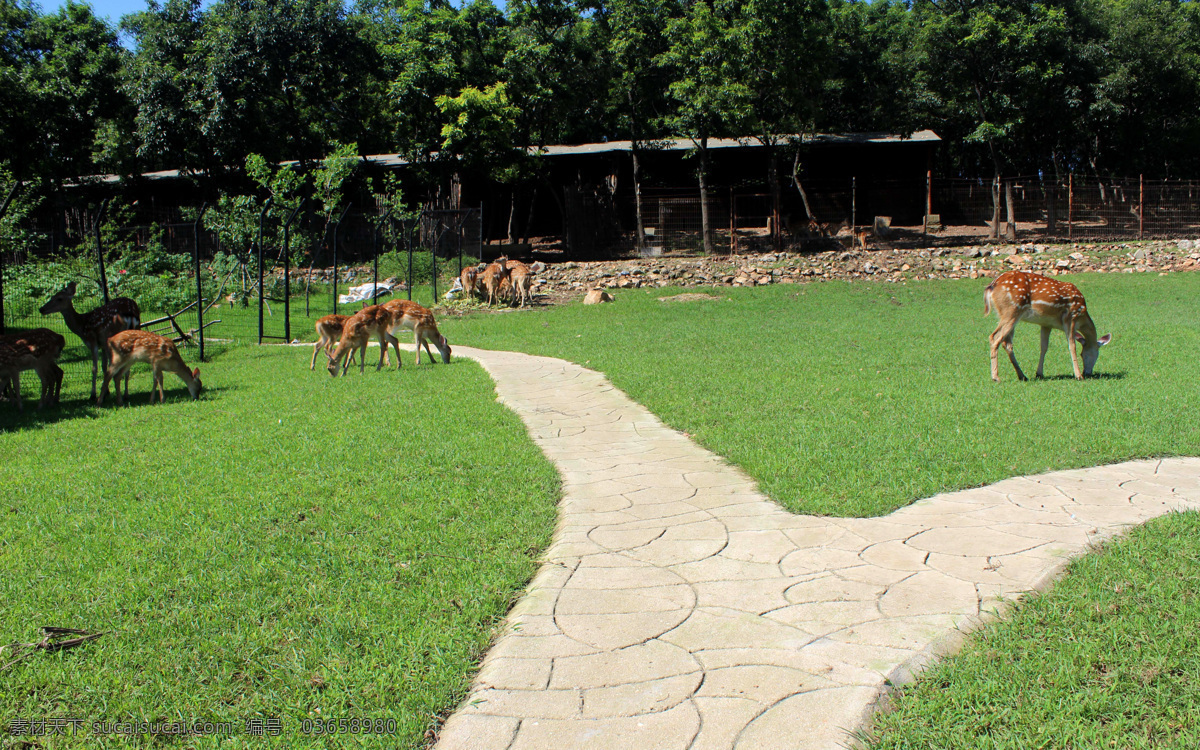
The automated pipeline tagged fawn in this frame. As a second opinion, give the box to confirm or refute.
[311,314,360,370]
[984,270,1111,381]
[0,328,65,411]
[480,257,510,305]
[381,300,452,365]
[99,330,202,405]
[326,305,394,377]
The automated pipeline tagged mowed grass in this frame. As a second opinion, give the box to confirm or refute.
[0,346,559,748]
[862,510,1200,749]
[444,271,1200,517]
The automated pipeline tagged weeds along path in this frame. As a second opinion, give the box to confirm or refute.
[438,345,1200,750]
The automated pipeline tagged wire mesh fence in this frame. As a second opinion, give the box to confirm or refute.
[1,200,482,405]
[614,175,1200,254]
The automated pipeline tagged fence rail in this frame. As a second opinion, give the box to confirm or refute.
[1,202,481,405]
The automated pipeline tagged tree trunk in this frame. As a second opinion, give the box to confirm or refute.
[506,191,518,245]
[768,149,782,252]
[521,185,538,247]
[1005,179,1016,240]
[791,151,815,221]
[991,175,1001,239]
[698,137,712,255]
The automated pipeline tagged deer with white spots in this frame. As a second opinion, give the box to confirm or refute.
[0,328,65,411]
[984,270,1111,382]
[479,256,509,305]
[39,282,141,400]
[99,329,202,406]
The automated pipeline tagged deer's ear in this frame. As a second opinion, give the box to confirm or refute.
[1075,332,1086,343]
[1098,333,1112,346]
[193,368,200,378]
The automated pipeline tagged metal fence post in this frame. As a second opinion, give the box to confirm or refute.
[851,177,856,235]
[256,198,273,345]
[95,199,111,304]
[283,200,305,343]
[407,224,413,301]
[1067,173,1074,241]
[1139,174,1144,239]
[0,180,21,335]
[194,203,208,362]
[372,209,392,306]
[332,203,351,315]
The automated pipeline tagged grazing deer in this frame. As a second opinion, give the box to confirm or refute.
[99,329,202,406]
[0,328,66,411]
[460,264,486,300]
[382,300,452,365]
[326,305,395,377]
[311,314,359,370]
[479,256,510,305]
[984,270,1112,382]
[506,260,544,307]
[39,282,141,400]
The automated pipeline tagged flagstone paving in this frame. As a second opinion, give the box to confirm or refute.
[434,345,1200,750]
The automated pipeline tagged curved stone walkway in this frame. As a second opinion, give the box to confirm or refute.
[435,345,1200,750]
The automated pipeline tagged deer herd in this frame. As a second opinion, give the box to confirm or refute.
[2,259,1114,414]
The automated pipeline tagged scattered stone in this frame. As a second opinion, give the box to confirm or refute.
[583,289,614,305]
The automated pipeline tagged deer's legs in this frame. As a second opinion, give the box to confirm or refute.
[990,318,1025,381]
[1037,326,1052,378]
[1066,320,1083,380]
[311,340,324,370]
[385,333,402,368]
[8,372,23,412]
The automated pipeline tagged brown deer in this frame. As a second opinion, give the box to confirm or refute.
[310,314,359,370]
[99,330,202,406]
[0,328,65,411]
[459,263,486,300]
[382,300,452,365]
[984,271,1111,382]
[326,305,395,377]
[39,282,141,400]
[479,256,510,305]
[506,260,544,307]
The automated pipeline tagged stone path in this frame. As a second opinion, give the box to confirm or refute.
[434,345,1200,750]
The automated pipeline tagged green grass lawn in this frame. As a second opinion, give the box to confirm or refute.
[443,272,1200,517]
[436,270,1200,748]
[0,346,559,748]
[862,510,1200,750]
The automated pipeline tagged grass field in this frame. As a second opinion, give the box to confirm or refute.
[3,270,1197,748]
[0,346,559,748]
[443,271,1200,517]
[862,510,1200,749]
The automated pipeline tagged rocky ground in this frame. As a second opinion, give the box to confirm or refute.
[525,238,1200,305]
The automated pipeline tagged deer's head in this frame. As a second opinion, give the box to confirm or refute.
[39,282,78,315]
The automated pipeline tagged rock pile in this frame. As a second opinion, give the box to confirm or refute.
[529,240,1199,299]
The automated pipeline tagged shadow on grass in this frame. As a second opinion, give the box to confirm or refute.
[1034,371,1128,382]
[0,388,224,433]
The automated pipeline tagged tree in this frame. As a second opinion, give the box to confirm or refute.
[914,0,1077,235]
[740,0,830,247]
[606,0,676,251]
[4,1,132,181]
[658,0,751,253]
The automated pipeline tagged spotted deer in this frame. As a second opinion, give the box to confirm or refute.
[39,282,141,400]
[310,314,359,370]
[99,329,202,406]
[479,256,510,305]
[0,328,65,411]
[984,270,1111,382]
[381,300,452,365]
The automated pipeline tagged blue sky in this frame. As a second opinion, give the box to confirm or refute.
[42,0,163,24]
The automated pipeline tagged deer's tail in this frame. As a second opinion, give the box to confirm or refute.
[983,283,995,316]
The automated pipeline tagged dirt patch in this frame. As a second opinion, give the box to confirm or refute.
[658,293,723,303]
